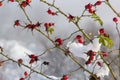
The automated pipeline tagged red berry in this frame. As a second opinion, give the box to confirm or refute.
[44,23,49,27]
[26,0,31,4]
[76,35,82,40]
[9,0,14,2]
[55,38,63,46]
[61,75,69,80]
[47,9,52,14]
[85,3,92,9]
[95,0,102,6]
[29,58,35,64]
[51,12,57,16]
[29,54,36,58]
[86,50,96,56]
[19,78,25,80]
[102,52,108,57]
[14,20,20,26]
[113,17,118,23]
[0,1,3,6]
[21,1,27,7]
[24,71,29,77]
[76,35,84,44]
[89,8,95,13]
[78,39,84,44]
[49,23,54,26]
[97,61,102,67]
[99,28,105,35]
[85,60,91,65]
[89,56,95,61]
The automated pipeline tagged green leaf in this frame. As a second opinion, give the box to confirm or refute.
[48,27,54,35]
[99,35,113,48]
[91,13,103,26]
[16,0,23,3]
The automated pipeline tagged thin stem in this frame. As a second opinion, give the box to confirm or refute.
[115,23,120,77]
[39,47,56,56]
[63,30,79,41]
[105,0,120,17]
[21,7,32,24]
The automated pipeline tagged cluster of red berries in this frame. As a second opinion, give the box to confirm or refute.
[20,0,31,8]
[0,0,15,7]
[14,20,40,31]
[55,38,63,46]
[85,50,96,65]
[47,9,57,16]
[44,22,54,31]
[0,0,31,7]
[85,1,102,14]
[61,75,69,80]
[19,71,29,80]
[28,54,39,64]
[76,35,84,44]
[25,22,40,31]
[85,3,95,14]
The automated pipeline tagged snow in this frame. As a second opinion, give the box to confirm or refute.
[67,38,109,79]
[67,38,101,60]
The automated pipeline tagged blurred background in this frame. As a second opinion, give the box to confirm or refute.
[0,0,120,80]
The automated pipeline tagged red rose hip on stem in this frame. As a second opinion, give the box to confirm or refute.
[61,75,69,80]
[89,55,95,61]
[76,35,82,40]
[113,17,118,23]
[24,71,29,77]
[85,60,91,65]
[21,1,27,7]
[47,9,52,14]
[19,78,25,80]
[97,61,102,67]
[99,28,105,35]
[9,0,14,2]
[85,3,92,9]
[95,0,102,6]
[0,1,3,6]
[102,52,108,57]
[26,0,31,4]
[14,20,20,26]
[55,38,63,46]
